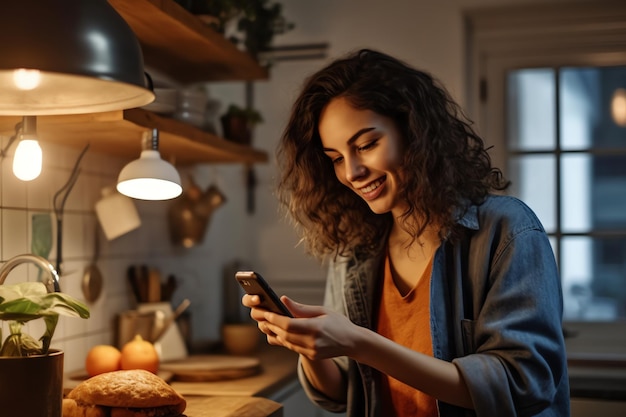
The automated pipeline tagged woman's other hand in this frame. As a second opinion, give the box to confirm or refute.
[256,296,362,361]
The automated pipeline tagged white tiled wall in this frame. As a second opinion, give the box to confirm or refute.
[0,133,260,373]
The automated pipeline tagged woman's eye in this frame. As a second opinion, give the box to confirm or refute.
[325,153,343,164]
[357,139,378,152]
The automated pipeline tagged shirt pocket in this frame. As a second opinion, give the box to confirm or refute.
[461,319,476,355]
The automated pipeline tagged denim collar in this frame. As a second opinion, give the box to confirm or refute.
[456,203,479,231]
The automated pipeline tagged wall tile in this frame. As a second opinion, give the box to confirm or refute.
[2,163,27,208]
[2,209,28,260]
[25,174,53,210]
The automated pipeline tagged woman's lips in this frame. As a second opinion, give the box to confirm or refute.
[359,177,385,200]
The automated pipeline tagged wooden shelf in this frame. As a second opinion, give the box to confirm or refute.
[108,0,269,83]
[0,110,268,165]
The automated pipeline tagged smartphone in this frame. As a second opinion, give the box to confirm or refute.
[235,271,293,317]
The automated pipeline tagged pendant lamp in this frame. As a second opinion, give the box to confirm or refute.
[117,129,182,201]
[0,0,154,115]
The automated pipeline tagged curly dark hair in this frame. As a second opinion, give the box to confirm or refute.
[276,49,509,260]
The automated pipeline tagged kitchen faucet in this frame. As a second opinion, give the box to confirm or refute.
[0,254,60,293]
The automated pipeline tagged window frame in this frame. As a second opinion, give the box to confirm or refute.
[465,1,626,356]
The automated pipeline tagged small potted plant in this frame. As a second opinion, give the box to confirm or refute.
[220,104,263,145]
[0,279,90,417]
[174,0,295,60]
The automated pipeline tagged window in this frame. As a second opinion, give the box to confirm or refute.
[507,66,626,321]
[466,1,626,352]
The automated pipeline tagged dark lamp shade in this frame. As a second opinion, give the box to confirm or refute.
[0,0,154,115]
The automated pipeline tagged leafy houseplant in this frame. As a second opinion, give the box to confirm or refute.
[175,0,295,60]
[0,281,89,417]
[220,104,263,145]
[0,281,90,357]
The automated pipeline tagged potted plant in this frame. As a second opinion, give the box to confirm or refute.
[175,0,295,61]
[233,0,295,59]
[0,279,90,417]
[220,104,263,145]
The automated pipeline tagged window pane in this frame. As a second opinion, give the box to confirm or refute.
[560,66,626,150]
[508,155,555,232]
[561,154,592,233]
[562,153,626,232]
[593,154,626,229]
[507,68,555,151]
[562,236,626,321]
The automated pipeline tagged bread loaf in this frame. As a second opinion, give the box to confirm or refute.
[64,369,186,417]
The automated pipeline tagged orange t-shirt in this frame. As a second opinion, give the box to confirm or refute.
[376,253,438,417]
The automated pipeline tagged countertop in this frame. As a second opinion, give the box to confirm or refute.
[169,346,299,398]
[64,345,298,417]
[568,353,626,401]
[183,396,282,417]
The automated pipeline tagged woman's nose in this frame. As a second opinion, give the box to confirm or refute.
[345,157,366,182]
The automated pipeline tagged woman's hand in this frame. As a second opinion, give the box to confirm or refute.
[242,295,361,360]
[242,295,350,402]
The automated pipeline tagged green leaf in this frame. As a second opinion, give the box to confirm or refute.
[0,282,90,356]
[0,331,42,357]
[0,282,46,302]
[41,314,58,354]
[39,292,90,319]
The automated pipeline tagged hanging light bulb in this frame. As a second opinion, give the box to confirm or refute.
[12,116,42,181]
[117,129,182,201]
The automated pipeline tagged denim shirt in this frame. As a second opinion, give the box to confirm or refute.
[298,194,570,417]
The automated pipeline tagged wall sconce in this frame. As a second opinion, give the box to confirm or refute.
[611,88,626,127]
[0,115,42,181]
[117,129,182,201]
[0,1,154,115]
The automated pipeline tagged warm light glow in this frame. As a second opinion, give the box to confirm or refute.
[117,177,183,201]
[611,88,626,127]
[13,139,42,181]
[13,69,41,90]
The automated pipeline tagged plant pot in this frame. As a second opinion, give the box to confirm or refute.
[220,115,252,145]
[0,349,64,417]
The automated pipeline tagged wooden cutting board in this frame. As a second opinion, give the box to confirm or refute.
[160,354,261,382]
[184,396,282,417]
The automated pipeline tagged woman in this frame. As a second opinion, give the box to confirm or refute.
[243,49,570,417]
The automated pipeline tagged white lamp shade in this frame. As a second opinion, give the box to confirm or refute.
[13,139,42,181]
[117,150,182,200]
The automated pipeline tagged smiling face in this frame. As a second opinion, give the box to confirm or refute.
[319,96,407,217]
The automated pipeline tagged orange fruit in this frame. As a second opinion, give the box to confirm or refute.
[85,345,122,377]
[120,334,159,373]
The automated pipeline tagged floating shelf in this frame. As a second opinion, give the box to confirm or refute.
[108,0,269,83]
[0,110,267,165]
